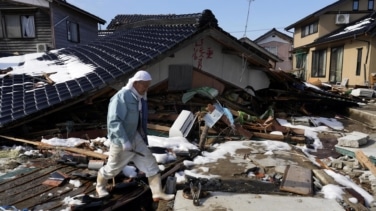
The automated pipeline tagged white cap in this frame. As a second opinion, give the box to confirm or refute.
[125,70,152,89]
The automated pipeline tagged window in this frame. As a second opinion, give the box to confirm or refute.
[311,49,326,77]
[4,14,35,38]
[67,20,79,43]
[329,47,344,83]
[369,0,374,10]
[295,52,307,80]
[356,48,362,76]
[301,22,318,37]
[264,46,277,55]
[353,0,359,11]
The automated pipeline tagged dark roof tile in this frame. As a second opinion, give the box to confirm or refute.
[0,10,218,128]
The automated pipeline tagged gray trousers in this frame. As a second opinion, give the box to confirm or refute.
[100,132,159,178]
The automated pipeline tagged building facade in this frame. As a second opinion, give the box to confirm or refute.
[285,0,376,87]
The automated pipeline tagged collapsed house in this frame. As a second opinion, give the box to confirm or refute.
[0,9,282,138]
[0,10,363,139]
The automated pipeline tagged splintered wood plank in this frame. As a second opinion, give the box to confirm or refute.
[312,169,369,211]
[0,135,108,160]
[356,150,376,176]
[280,165,312,195]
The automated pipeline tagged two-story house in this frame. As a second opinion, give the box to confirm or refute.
[253,28,293,72]
[0,0,105,56]
[285,0,376,87]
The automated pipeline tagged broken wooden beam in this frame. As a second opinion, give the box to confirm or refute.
[147,123,170,133]
[226,109,305,138]
[199,125,209,150]
[233,124,253,139]
[218,96,258,116]
[244,122,272,133]
[204,104,305,143]
[355,150,376,176]
[252,132,306,143]
[0,135,108,160]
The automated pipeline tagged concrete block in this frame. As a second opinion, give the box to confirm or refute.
[337,131,369,148]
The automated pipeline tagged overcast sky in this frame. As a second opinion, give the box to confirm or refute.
[67,0,337,40]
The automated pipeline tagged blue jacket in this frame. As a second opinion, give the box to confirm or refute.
[107,87,148,146]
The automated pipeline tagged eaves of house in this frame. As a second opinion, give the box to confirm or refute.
[253,28,293,44]
[11,0,106,24]
[305,11,376,48]
[106,11,276,66]
[52,0,106,24]
[284,0,346,31]
[239,37,282,63]
[107,13,202,31]
[209,29,277,66]
[0,9,274,132]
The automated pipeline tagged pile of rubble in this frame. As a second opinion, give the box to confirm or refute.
[1,71,376,210]
[0,105,376,210]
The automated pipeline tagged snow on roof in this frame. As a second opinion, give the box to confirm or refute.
[329,18,374,38]
[0,51,95,84]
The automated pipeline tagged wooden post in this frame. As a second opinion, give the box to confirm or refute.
[356,150,376,176]
[199,125,209,150]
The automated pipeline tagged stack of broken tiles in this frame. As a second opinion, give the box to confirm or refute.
[42,171,70,187]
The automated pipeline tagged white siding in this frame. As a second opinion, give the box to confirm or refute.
[148,36,270,92]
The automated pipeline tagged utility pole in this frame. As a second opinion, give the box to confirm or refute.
[243,0,255,38]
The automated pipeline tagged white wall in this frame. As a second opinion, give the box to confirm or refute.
[148,36,270,92]
[257,36,289,45]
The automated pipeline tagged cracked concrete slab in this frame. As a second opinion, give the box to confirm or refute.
[173,191,345,211]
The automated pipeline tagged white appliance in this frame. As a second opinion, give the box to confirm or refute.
[336,14,350,24]
[169,110,196,137]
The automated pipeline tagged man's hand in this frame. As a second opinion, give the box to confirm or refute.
[122,141,132,151]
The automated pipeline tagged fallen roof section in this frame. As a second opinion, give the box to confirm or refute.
[0,9,277,132]
[0,11,202,129]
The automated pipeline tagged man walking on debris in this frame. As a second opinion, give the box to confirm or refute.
[96,70,175,201]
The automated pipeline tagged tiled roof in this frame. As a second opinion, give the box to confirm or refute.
[0,11,212,129]
[107,12,205,30]
[285,0,346,31]
[309,12,376,46]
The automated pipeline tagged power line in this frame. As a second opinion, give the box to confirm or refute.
[231,27,293,39]
[233,27,289,34]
